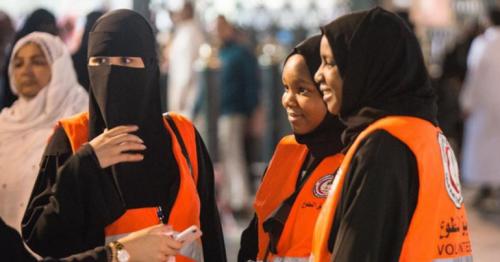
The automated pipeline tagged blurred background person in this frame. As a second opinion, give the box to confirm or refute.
[0,10,15,109]
[460,6,500,211]
[0,32,88,231]
[167,1,205,120]
[12,8,59,42]
[214,15,260,216]
[58,15,78,52]
[0,8,58,110]
[437,21,483,155]
[71,10,104,90]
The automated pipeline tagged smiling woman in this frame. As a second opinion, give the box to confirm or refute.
[310,8,472,262]
[238,35,345,262]
[314,36,343,115]
[282,54,326,134]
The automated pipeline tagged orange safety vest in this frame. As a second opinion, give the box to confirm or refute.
[311,116,472,262]
[254,135,343,262]
[59,111,203,262]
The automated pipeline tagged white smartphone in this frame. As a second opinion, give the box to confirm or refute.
[174,225,202,245]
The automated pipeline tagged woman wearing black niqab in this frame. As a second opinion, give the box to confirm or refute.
[238,35,345,262]
[22,10,226,261]
[311,7,472,262]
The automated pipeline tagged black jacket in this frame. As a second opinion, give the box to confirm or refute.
[1,217,108,262]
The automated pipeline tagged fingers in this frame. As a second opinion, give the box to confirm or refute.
[163,237,183,250]
[105,125,139,137]
[148,235,182,260]
[109,133,144,145]
[115,142,146,153]
[113,153,144,164]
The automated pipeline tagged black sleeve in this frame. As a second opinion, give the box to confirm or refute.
[238,214,259,262]
[194,129,227,262]
[329,130,419,262]
[1,217,108,262]
[22,126,125,258]
[43,247,109,262]
[1,217,37,262]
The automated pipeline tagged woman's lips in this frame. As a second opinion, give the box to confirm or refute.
[287,111,303,122]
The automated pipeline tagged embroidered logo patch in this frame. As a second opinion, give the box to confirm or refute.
[438,133,463,208]
[313,174,334,198]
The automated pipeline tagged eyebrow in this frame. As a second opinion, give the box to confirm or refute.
[31,54,46,59]
[283,76,315,86]
[15,54,46,60]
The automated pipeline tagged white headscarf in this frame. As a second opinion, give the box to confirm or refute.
[1,32,88,132]
[0,32,88,231]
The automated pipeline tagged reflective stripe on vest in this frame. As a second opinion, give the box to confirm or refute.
[311,116,472,262]
[59,112,203,262]
[433,256,473,262]
[254,135,343,261]
[257,256,309,262]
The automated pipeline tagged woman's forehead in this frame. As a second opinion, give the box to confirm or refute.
[283,56,314,84]
[15,42,44,57]
[320,36,334,57]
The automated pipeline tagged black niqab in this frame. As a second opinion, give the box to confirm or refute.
[320,7,437,145]
[72,11,103,90]
[284,35,345,157]
[87,9,177,208]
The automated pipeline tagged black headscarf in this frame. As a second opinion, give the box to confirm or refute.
[15,9,58,42]
[284,35,345,158]
[72,11,104,90]
[264,37,346,252]
[88,9,177,208]
[320,7,437,145]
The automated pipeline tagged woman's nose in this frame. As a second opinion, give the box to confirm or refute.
[283,91,297,108]
[19,63,33,76]
[314,66,323,84]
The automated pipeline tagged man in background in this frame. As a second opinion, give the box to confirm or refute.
[460,6,500,210]
[215,15,260,215]
[167,1,205,120]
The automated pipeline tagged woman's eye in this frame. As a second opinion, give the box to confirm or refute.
[325,60,336,67]
[32,59,47,66]
[13,60,23,68]
[94,58,107,65]
[321,57,336,68]
[283,85,289,92]
[298,87,308,94]
[121,57,132,64]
